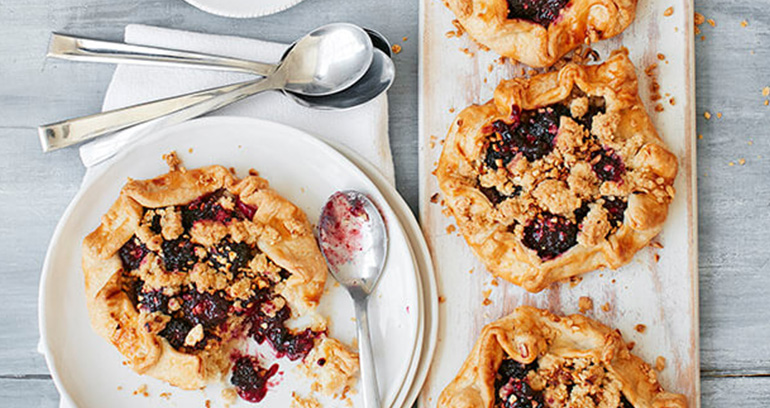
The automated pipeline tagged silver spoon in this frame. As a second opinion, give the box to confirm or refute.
[45,29,394,111]
[318,191,388,408]
[38,23,373,152]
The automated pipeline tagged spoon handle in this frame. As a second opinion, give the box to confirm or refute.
[48,33,277,76]
[354,297,381,408]
[38,78,278,152]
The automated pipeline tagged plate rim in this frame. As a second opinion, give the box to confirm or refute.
[38,116,423,407]
[182,0,305,19]
[327,140,439,408]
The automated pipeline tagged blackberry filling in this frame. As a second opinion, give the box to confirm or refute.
[484,104,569,169]
[209,239,255,274]
[620,395,635,408]
[573,202,592,224]
[522,212,578,260]
[159,318,195,350]
[161,237,198,272]
[591,148,626,182]
[180,290,231,328]
[137,289,169,314]
[494,359,543,408]
[235,198,258,220]
[181,189,238,230]
[230,356,279,403]
[146,210,162,234]
[602,196,628,228]
[118,237,149,271]
[247,295,323,361]
[480,185,521,205]
[575,98,607,129]
[506,0,570,26]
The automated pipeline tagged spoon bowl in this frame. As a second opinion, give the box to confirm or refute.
[318,191,388,295]
[39,23,374,152]
[318,191,388,408]
[279,23,373,96]
[284,28,395,109]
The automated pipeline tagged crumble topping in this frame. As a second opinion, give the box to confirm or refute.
[494,356,635,408]
[473,88,674,261]
[115,186,335,403]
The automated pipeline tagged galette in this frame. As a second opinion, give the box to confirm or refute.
[438,306,688,408]
[436,50,678,292]
[444,0,637,67]
[82,153,357,401]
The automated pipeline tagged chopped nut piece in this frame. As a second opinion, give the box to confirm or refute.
[664,6,674,16]
[635,324,647,333]
[391,44,402,54]
[578,296,594,313]
[601,302,611,312]
[694,12,705,25]
[655,356,667,371]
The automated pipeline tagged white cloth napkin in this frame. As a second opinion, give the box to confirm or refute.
[55,24,393,408]
[79,24,395,185]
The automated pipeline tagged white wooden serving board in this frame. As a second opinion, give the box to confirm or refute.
[418,0,698,407]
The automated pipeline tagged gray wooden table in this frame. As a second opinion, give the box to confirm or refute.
[0,0,767,406]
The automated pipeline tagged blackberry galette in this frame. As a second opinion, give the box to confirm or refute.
[444,0,637,67]
[82,154,357,398]
[437,306,687,408]
[436,51,678,292]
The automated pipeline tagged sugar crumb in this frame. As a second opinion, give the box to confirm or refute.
[664,6,674,16]
[391,44,402,54]
[655,356,667,371]
[133,384,149,397]
[635,324,647,333]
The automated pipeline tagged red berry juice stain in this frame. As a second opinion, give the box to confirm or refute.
[319,192,371,267]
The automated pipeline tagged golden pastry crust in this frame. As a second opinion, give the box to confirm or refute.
[302,337,360,397]
[436,51,677,292]
[445,0,637,67]
[82,157,327,390]
[438,306,687,408]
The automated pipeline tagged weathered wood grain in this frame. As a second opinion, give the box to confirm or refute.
[417,0,702,406]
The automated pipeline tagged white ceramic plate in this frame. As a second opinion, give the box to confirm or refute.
[329,141,439,408]
[39,117,421,408]
[182,0,305,18]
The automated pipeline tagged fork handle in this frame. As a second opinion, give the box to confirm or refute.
[48,33,277,76]
[38,78,277,152]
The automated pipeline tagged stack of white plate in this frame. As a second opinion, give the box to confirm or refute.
[38,117,438,408]
[182,0,307,18]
